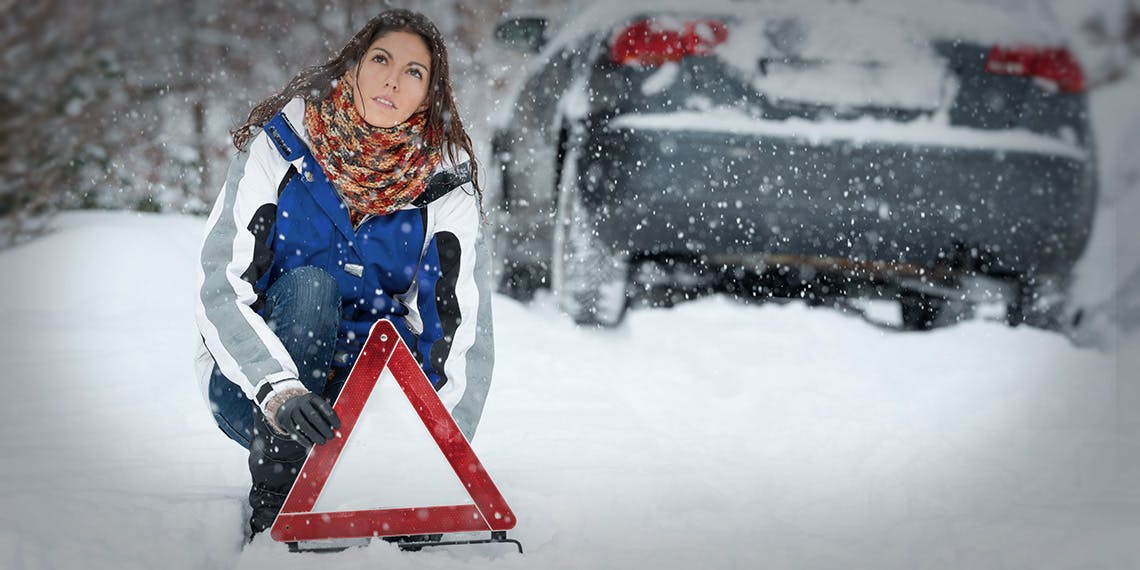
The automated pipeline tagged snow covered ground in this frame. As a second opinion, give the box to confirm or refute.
[0,208,1137,570]
[3,33,1140,570]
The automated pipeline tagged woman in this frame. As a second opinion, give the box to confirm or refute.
[194,9,494,539]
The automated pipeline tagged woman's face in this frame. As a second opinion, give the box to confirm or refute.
[351,31,432,128]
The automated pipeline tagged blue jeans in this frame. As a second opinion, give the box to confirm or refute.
[209,266,341,449]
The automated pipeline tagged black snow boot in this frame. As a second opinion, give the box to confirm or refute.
[246,408,308,539]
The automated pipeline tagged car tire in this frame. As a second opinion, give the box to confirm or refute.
[550,145,629,327]
[899,290,945,331]
[1007,272,1070,330]
[494,230,543,302]
[490,143,544,303]
[497,261,543,302]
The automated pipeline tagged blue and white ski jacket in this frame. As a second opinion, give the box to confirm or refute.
[194,98,494,439]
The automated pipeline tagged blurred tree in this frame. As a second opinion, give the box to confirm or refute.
[1070,0,1140,86]
[0,0,569,247]
[1,1,140,240]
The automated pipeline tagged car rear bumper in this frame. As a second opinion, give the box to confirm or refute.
[581,121,1096,277]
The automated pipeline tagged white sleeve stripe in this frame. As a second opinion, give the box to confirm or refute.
[195,135,299,401]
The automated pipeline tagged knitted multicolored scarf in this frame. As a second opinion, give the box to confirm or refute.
[304,76,440,224]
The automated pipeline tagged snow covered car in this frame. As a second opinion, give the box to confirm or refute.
[489,0,1098,329]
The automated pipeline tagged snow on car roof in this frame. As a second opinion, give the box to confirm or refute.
[494,0,1067,128]
[540,0,1064,58]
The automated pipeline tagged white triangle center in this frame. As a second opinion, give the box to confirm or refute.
[312,367,471,512]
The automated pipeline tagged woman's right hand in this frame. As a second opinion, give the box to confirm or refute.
[274,393,341,447]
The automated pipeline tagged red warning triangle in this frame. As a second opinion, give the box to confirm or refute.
[269,319,516,543]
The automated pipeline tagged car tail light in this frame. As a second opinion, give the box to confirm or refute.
[984,45,1086,93]
[611,18,729,66]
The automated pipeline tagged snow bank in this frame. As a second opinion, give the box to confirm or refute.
[1069,60,1140,339]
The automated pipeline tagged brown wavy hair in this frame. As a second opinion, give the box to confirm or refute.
[231,9,481,207]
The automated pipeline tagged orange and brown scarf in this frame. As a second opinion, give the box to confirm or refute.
[304,76,440,225]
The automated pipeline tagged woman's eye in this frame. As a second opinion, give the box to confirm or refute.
[371,54,387,64]
[407,68,423,79]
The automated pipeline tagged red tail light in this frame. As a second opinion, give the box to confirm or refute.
[611,18,729,66]
[984,45,1086,93]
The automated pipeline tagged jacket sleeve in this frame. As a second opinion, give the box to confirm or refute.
[195,132,308,414]
[407,185,495,441]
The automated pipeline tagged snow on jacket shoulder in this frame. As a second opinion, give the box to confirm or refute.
[194,98,494,439]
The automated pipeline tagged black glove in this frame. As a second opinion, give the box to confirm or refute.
[274,393,341,447]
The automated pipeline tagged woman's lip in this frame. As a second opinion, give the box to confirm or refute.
[372,97,397,110]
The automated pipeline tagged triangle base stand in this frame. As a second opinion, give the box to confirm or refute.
[392,531,524,553]
[287,531,523,554]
